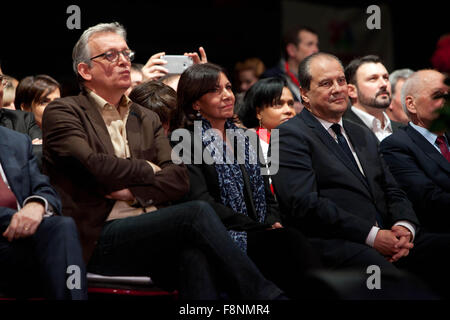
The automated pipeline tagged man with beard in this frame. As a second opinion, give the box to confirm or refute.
[343,55,403,141]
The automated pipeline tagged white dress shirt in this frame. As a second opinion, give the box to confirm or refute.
[409,122,450,154]
[351,106,393,141]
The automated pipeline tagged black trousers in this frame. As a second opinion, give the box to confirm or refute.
[0,216,87,300]
[87,200,282,300]
[247,227,322,299]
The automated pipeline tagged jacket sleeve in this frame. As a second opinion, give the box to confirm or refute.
[1,133,61,228]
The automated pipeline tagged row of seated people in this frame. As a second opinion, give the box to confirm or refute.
[0,21,449,300]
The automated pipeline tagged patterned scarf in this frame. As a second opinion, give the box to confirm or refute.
[199,118,266,252]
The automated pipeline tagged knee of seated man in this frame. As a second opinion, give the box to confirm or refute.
[39,216,78,238]
[183,200,222,227]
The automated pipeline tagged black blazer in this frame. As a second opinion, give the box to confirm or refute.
[176,129,281,232]
[0,108,43,169]
[380,125,450,232]
[343,107,403,134]
[272,109,419,265]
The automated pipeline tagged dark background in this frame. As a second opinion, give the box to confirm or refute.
[1,0,448,94]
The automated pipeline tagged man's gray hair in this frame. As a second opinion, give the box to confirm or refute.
[72,22,127,76]
[389,68,414,96]
[401,73,416,118]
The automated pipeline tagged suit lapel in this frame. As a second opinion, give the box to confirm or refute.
[343,108,366,128]
[126,104,142,159]
[80,94,116,156]
[301,110,369,188]
[407,125,450,174]
[342,120,374,189]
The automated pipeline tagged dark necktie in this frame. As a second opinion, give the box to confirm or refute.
[330,123,383,228]
[436,136,450,162]
[0,176,17,210]
[330,123,359,170]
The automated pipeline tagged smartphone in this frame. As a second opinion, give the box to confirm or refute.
[161,55,193,74]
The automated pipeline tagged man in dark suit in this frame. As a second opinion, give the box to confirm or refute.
[272,52,450,297]
[380,69,450,233]
[42,22,282,300]
[0,81,86,299]
[343,55,403,142]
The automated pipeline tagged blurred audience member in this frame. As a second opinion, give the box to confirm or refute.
[235,58,266,93]
[234,57,266,115]
[129,81,182,135]
[124,63,144,96]
[344,55,402,141]
[1,76,18,110]
[262,26,319,113]
[387,69,414,124]
[431,34,450,76]
[15,75,61,128]
[380,69,450,232]
[159,74,181,91]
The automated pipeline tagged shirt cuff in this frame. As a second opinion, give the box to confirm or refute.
[365,226,380,247]
[394,221,416,242]
[23,196,54,217]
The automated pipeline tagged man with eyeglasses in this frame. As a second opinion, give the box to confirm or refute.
[0,74,87,299]
[41,22,284,300]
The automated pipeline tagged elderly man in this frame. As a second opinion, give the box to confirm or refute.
[42,22,282,300]
[386,69,414,124]
[343,55,403,141]
[272,52,450,298]
[380,70,450,233]
[0,74,86,300]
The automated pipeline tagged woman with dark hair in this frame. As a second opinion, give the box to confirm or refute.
[175,63,321,299]
[129,81,182,136]
[238,77,296,162]
[15,74,61,128]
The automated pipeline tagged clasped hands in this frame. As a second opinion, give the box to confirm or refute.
[374,225,414,263]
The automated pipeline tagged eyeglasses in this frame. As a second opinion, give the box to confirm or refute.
[90,49,135,63]
[0,75,8,87]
